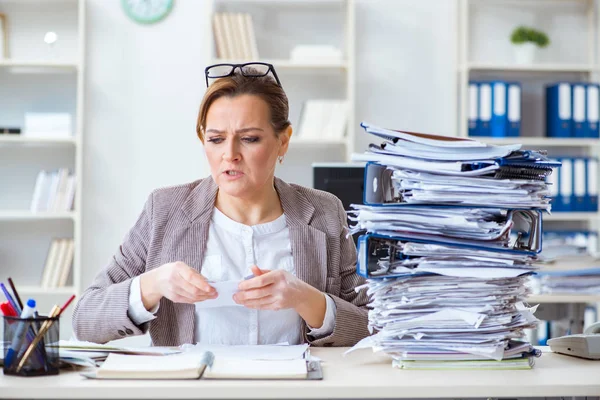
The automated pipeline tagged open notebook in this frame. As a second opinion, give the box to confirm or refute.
[81,351,322,380]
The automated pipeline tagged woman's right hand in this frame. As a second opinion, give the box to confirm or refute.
[139,261,217,310]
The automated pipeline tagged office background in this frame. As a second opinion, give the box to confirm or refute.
[1,0,596,341]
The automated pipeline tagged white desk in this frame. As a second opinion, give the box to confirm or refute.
[2,347,600,399]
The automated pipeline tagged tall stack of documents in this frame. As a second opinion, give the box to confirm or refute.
[349,122,559,369]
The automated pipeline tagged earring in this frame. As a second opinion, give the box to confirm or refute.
[278,155,284,164]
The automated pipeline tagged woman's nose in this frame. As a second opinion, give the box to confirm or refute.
[222,139,241,161]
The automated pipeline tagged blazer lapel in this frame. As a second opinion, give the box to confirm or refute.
[172,178,218,344]
[275,178,327,292]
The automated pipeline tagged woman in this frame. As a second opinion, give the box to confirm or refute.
[73,63,369,347]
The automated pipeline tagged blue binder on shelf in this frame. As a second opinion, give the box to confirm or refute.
[586,83,600,138]
[491,81,508,138]
[559,157,573,212]
[572,83,587,138]
[546,83,572,138]
[507,82,521,137]
[468,81,480,137]
[587,157,599,211]
[479,82,492,137]
[573,157,586,211]
[356,215,543,279]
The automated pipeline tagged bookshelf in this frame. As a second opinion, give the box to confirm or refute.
[206,0,355,187]
[0,0,84,324]
[457,0,600,250]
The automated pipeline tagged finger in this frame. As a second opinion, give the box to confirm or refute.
[240,297,279,310]
[238,272,275,291]
[251,265,267,276]
[234,285,273,302]
[186,270,217,293]
[176,274,216,299]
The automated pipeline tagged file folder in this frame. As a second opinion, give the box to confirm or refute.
[573,157,586,211]
[586,83,600,138]
[588,157,598,211]
[356,212,543,278]
[559,157,573,211]
[507,82,521,137]
[468,81,479,137]
[546,83,572,138]
[491,81,508,138]
[572,83,587,138]
[479,82,492,137]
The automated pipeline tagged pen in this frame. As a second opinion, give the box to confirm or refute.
[4,299,36,368]
[1,301,18,317]
[0,282,21,314]
[7,277,24,311]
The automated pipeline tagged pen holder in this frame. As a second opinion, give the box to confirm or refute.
[3,315,60,376]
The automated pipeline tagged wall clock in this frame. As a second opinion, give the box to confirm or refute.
[122,0,174,24]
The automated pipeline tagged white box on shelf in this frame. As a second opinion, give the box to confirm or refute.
[290,45,342,64]
[24,112,72,138]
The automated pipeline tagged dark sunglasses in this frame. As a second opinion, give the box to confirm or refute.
[204,62,282,88]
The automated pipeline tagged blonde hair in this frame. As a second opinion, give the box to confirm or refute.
[196,70,291,142]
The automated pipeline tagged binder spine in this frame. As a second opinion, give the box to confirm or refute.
[507,82,521,137]
[560,157,573,212]
[588,157,598,212]
[468,81,479,137]
[573,157,586,211]
[572,83,587,138]
[479,83,492,137]
[491,81,508,138]
[586,83,600,138]
[546,83,572,138]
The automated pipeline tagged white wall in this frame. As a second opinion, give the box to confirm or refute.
[81,0,458,327]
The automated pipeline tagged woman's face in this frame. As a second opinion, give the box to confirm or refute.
[204,94,289,199]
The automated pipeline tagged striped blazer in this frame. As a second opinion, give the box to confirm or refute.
[72,177,370,347]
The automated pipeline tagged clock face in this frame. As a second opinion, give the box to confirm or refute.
[122,0,174,24]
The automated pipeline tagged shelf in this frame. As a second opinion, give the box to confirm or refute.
[18,286,76,295]
[0,60,79,72]
[544,212,599,221]
[291,138,347,146]
[464,63,598,73]
[528,294,600,304]
[211,59,348,69]
[0,211,76,221]
[0,136,77,145]
[473,137,600,147]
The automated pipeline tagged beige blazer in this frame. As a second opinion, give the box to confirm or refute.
[72,177,370,347]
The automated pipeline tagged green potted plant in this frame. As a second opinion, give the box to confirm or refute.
[510,26,550,64]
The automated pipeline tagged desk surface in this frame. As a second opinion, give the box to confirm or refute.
[2,348,600,399]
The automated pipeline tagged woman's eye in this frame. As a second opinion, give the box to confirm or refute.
[207,137,223,144]
[242,137,259,143]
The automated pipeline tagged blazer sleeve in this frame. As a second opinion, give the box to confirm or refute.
[72,193,154,344]
[308,199,371,347]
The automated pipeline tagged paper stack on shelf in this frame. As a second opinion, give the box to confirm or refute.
[296,99,347,141]
[30,169,76,212]
[347,121,559,369]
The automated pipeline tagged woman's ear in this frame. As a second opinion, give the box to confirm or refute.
[279,125,292,154]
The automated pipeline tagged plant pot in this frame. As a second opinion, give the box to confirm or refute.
[513,42,537,65]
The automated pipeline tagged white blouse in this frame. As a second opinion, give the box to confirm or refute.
[128,207,336,344]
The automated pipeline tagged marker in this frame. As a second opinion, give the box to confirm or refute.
[0,301,18,317]
[0,282,21,314]
[4,299,36,367]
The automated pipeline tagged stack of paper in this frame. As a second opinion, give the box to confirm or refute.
[348,122,558,369]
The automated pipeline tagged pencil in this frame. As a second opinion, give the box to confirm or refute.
[7,278,23,311]
[15,305,60,373]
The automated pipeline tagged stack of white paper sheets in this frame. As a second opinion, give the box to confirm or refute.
[348,123,558,369]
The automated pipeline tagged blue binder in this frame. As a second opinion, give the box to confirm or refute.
[587,157,599,211]
[468,81,479,137]
[507,82,521,137]
[546,83,572,138]
[573,157,586,211]
[586,83,600,138]
[572,83,587,138]
[547,158,560,212]
[559,157,573,212]
[491,81,508,138]
[479,82,492,137]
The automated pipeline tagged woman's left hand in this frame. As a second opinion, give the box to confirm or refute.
[233,265,306,311]
[234,265,328,328]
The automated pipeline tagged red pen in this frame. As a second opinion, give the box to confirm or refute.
[59,294,76,315]
[1,301,18,317]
